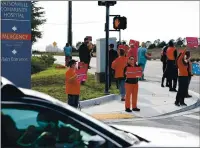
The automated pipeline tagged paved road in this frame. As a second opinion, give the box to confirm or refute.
[55,56,200,94]
[108,107,200,137]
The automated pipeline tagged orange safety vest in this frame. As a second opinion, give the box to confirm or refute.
[177,51,189,76]
[167,47,176,60]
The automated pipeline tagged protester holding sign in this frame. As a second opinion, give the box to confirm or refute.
[112,49,128,101]
[175,49,190,106]
[124,56,142,112]
[65,59,80,108]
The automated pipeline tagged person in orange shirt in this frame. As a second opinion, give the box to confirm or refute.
[175,49,190,106]
[112,49,128,101]
[165,40,178,92]
[66,59,81,108]
[124,56,140,112]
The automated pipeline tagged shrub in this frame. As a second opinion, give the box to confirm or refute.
[31,54,56,74]
[31,56,46,74]
[40,54,56,67]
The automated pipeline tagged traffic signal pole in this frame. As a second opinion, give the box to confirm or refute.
[105,3,110,94]
[68,1,72,46]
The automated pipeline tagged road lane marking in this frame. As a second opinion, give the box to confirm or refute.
[182,114,200,120]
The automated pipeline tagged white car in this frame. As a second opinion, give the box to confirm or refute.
[1,77,199,147]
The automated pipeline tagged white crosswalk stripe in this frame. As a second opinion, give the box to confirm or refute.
[182,114,200,120]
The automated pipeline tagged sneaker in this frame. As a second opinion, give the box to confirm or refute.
[172,88,178,92]
[180,103,187,106]
[185,94,192,98]
[161,84,164,87]
[174,102,180,106]
[125,108,132,112]
[132,108,140,111]
[166,84,169,87]
[121,98,125,101]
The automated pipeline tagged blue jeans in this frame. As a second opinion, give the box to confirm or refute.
[119,79,125,98]
[139,63,146,79]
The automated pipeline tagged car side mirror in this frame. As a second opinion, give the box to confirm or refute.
[88,135,106,148]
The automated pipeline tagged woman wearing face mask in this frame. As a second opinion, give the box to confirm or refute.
[124,56,141,112]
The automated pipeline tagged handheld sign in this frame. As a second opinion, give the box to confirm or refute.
[77,62,88,81]
[126,67,143,78]
[192,63,200,76]
[186,37,198,48]
[76,68,87,82]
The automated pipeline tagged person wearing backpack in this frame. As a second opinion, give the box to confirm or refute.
[161,45,169,87]
[64,43,72,66]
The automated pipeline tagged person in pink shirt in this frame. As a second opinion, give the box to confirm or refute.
[127,43,138,63]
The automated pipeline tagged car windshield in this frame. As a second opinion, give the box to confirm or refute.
[38,95,137,145]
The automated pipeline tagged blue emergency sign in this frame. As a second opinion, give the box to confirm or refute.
[1,1,32,88]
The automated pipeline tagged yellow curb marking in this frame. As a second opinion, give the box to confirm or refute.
[91,113,134,120]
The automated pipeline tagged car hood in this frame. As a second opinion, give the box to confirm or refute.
[111,125,199,147]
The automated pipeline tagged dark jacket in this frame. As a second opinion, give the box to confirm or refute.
[78,43,90,63]
[109,49,118,67]
[161,46,168,63]
[124,64,139,84]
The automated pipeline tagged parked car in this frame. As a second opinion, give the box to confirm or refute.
[1,77,199,147]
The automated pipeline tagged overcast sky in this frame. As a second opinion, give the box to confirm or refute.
[32,1,199,51]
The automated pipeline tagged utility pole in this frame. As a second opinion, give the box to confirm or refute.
[105,2,110,94]
[68,1,72,46]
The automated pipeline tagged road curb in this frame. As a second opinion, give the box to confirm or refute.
[80,94,120,108]
[103,90,200,123]
[151,90,200,117]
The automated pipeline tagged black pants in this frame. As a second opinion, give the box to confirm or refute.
[68,94,79,108]
[162,62,167,73]
[161,62,169,86]
[168,77,177,90]
[175,76,189,104]
[186,76,192,95]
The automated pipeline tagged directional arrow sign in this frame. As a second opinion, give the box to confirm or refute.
[12,26,17,32]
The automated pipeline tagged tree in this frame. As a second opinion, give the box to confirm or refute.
[154,39,160,47]
[176,37,184,47]
[157,41,167,48]
[146,41,152,48]
[76,41,82,49]
[31,1,47,44]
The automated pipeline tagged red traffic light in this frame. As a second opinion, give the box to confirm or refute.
[113,16,127,30]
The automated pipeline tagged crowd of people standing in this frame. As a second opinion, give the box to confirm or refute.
[160,40,193,107]
[65,38,193,112]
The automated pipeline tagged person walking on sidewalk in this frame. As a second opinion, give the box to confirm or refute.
[112,49,127,101]
[124,56,140,112]
[165,40,178,92]
[138,42,151,81]
[175,49,190,106]
[109,43,118,89]
[64,43,72,67]
[161,45,169,87]
[65,59,80,108]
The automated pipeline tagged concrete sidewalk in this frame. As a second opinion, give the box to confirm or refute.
[54,56,200,120]
[81,81,199,120]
